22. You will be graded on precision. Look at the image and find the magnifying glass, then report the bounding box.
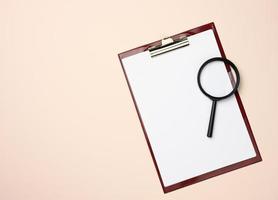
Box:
[197,57,240,138]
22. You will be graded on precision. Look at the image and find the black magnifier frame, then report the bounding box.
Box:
[197,57,240,138]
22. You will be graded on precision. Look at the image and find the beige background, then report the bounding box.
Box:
[0,0,277,199]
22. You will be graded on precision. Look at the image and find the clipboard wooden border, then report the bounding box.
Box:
[118,22,262,193]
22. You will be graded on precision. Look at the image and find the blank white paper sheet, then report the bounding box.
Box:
[121,29,256,187]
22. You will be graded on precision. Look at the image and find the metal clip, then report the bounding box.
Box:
[148,36,189,57]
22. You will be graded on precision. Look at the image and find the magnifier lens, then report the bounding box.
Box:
[199,61,238,98]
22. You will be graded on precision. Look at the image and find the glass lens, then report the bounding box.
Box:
[199,61,237,98]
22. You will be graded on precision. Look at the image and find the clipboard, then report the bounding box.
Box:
[118,22,262,193]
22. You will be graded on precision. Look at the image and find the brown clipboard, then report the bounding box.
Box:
[118,22,262,193]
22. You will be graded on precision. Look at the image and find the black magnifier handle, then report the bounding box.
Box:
[207,100,217,138]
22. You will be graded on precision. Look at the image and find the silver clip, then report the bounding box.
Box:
[148,36,189,57]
